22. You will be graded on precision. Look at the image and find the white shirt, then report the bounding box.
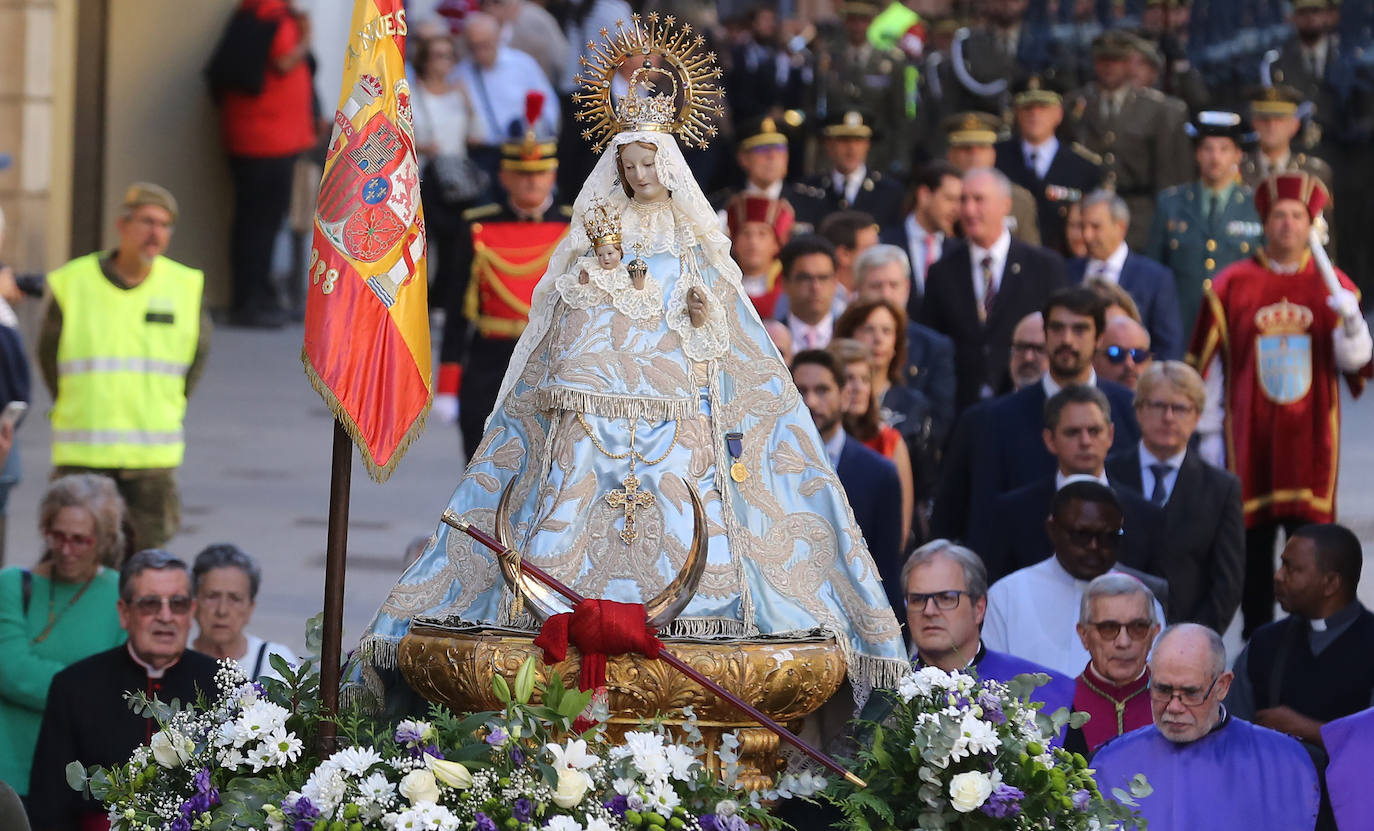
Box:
[1085,241,1130,285]
[969,229,1012,308]
[238,634,298,682]
[905,213,944,293]
[788,313,834,351]
[983,556,1167,677]
[1139,442,1187,504]
[744,180,784,200]
[834,165,868,205]
[823,427,847,468]
[1042,367,1097,399]
[1022,136,1059,180]
[454,47,559,144]
[410,83,475,156]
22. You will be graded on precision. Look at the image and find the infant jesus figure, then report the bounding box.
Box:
[556,198,668,322]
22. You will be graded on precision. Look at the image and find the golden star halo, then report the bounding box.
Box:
[572,13,725,152]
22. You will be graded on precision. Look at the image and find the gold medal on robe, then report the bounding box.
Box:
[730,461,748,482]
[726,432,747,483]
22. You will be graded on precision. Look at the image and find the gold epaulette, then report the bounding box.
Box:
[558,205,574,218]
[461,203,503,221]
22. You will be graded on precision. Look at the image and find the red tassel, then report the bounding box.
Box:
[524,91,545,130]
[531,599,662,691]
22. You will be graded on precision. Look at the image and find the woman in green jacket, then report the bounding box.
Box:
[0,474,129,797]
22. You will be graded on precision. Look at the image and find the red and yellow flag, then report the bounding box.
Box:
[303,0,429,482]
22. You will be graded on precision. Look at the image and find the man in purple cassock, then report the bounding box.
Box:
[1093,623,1320,831]
[902,539,1074,741]
[1321,706,1374,831]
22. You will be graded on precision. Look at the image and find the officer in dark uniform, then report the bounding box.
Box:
[797,110,906,231]
[1240,84,1337,260]
[1064,30,1194,251]
[711,115,828,235]
[436,130,572,459]
[1145,111,1262,331]
[941,111,1041,246]
[995,75,1105,254]
[813,1,920,177]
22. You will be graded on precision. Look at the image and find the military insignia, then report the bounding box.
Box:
[1226,220,1261,237]
[844,111,864,128]
[1045,185,1082,202]
[1254,299,1314,405]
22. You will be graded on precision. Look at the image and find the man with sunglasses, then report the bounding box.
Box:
[983,479,1165,678]
[1066,573,1161,756]
[1092,315,1152,391]
[28,549,217,831]
[1107,362,1244,632]
[1093,623,1320,830]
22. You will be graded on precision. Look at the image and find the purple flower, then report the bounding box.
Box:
[395,723,425,745]
[510,746,525,766]
[476,812,499,831]
[976,692,1006,724]
[515,797,535,821]
[169,818,191,831]
[720,815,750,831]
[1072,789,1092,811]
[699,815,721,831]
[423,743,443,759]
[284,795,320,820]
[486,727,509,746]
[603,796,627,819]
[293,821,315,831]
[979,784,1025,819]
[193,767,214,794]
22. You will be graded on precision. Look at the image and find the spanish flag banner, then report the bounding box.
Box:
[303,0,429,483]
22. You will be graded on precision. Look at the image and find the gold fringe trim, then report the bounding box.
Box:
[301,348,432,484]
[532,387,695,422]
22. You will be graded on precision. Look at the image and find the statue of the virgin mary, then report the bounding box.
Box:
[359,14,907,696]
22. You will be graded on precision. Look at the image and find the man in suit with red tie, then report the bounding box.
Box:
[879,160,963,323]
[919,167,1069,411]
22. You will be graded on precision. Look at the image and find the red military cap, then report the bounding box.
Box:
[1255,171,1330,221]
[725,195,796,244]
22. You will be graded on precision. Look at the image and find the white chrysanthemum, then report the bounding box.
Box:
[265,728,304,766]
[585,819,614,831]
[301,766,348,817]
[388,802,460,831]
[622,732,665,758]
[949,712,1001,762]
[234,700,290,743]
[896,673,922,702]
[664,744,696,781]
[543,816,583,831]
[359,771,396,804]
[644,783,681,813]
[247,742,276,773]
[333,745,385,776]
[634,753,670,782]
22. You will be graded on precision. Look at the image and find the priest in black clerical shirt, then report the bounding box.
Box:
[29,550,218,831]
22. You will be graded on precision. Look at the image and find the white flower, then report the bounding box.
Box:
[543,816,582,831]
[715,800,739,817]
[359,771,397,804]
[585,819,614,831]
[622,732,665,758]
[301,767,348,817]
[399,769,441,805]
[149,729,194,769]
[948,712,1001,762]
[645,783,681,813]
[388,802,460,831]
[333,745,385,776]
[664,744,696,781]
[235,700,290,743]
[247,742,277,772]
[547,739,597,770]
[551,767,593,808]
[612,777,637,795]
[896,674,922,702]
[396,719,434,745]
[265,728,303,767]
[948,771,993,813]
[424,754,473,789]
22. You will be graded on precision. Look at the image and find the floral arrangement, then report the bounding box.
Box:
[819,667,1151,830]
[68,649,812,831]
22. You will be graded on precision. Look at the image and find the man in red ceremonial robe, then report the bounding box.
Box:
[725,194,795,319]
[435,94,571,459]
[1188,170,1373,637]
[1068,573,1161,757]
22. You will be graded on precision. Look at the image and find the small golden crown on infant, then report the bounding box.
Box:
[583,198,622,247]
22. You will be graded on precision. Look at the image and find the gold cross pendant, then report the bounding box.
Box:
[606,473,655,544]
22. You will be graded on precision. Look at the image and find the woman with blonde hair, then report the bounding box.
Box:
[0,474,128,798]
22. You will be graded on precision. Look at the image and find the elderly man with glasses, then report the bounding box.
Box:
[1093,623,1321,830]
[902,539,1074,741]
[28,549,217,831]
[1065,573,1161,757]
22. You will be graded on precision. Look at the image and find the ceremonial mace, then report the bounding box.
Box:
[440,509,868,789]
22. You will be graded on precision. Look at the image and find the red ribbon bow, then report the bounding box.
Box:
[532,599,663,692]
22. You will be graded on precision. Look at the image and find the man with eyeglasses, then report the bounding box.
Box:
[969,384,1164,583]
[28,549,217,831]
[779,235,841,351]
[1107,362,1243,632]
[1065,573,1160,756]
[1092,315,1152,391]
[1093,623,1320,830]
[983,479,1165,678]
[902,540,1074,740]
[40,183,211,551]
[1070,190,1181,359]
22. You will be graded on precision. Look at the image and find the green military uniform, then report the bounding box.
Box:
[1064,31,1193,252]
[942,112,1041,246]
[1239,85,1336,255]
[814,2,919,176]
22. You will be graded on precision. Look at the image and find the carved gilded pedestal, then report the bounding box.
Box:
[399,621,847,789]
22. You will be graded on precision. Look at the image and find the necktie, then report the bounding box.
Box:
[924,234,939,279]
[980,255,996,322]
[1149,463,1174,506]
[1204,192,1217,231]
[1028,150,1039,178]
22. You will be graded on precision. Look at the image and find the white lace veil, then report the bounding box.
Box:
[488,130,755,421]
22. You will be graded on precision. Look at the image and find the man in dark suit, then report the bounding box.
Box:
[969,384,1164,583]
[969,285,1140,503]
[996,75,1105,256]
[796,110,905,231]
[778,234,841,351]
[1106,361,1243,631]
[791,349,904,619]
[919,167,1069,411]
[879,160,962,322]
[1070,190,1182,359]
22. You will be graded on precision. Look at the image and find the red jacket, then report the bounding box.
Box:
[218,0,316,158]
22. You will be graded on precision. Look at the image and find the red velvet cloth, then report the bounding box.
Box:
[533,599,663,691]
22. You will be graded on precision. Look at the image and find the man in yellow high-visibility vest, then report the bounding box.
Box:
[38,183,210,549]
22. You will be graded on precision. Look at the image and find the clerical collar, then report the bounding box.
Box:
[127,642,181,680]
[1084,660,1149,690]
[1309,599,1363,633]
[1043,367,1097,398]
